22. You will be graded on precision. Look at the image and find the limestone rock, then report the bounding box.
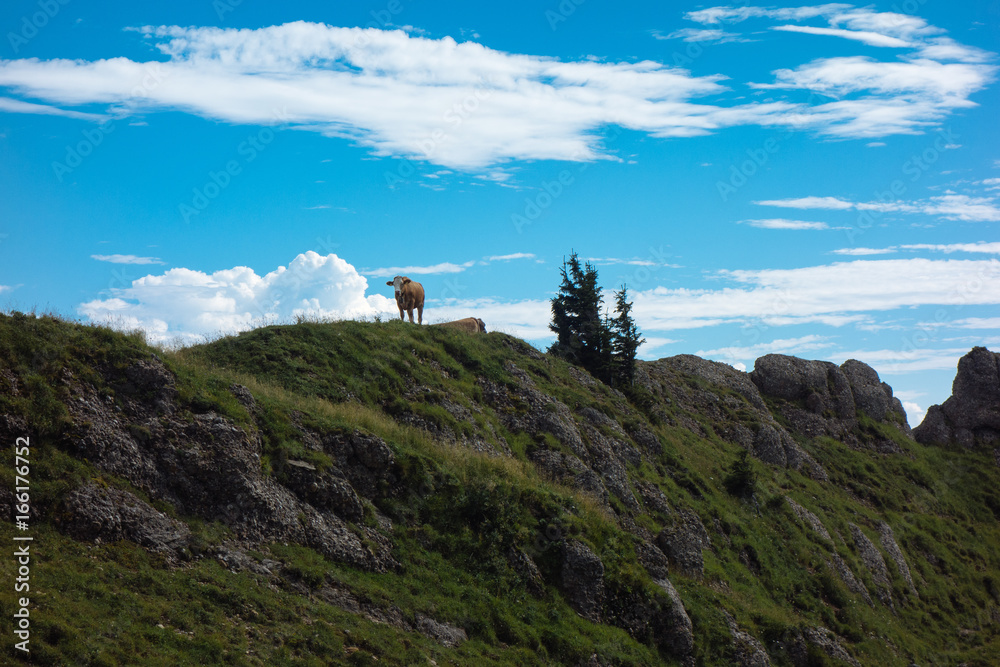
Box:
[878,522,917,596]
[657,508,710,578]
[60,483,190,563]
[914,347,1000,449]
[561,540,605,622]
[850,523,894,610]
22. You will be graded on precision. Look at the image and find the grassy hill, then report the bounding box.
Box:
[1,312,998,665]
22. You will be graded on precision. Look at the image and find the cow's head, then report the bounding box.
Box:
[477,318,487,333]
[386,275,410,296]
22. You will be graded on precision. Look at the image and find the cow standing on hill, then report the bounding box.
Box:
[386,276,424,324]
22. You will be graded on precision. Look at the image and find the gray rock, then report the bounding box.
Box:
[723,611,771,667]
[785,497,832,543]
[657,508,710,579]
[914,347,1000,449]
[650,577,695,659]
[561,540,605,622]
[850,523,894,610]
[786,627,861,667]
[878,522,917,596]
[60,483,190,563]
[415,615,467,648]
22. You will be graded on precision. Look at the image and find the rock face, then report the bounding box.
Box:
[750,355,910,451]
[636,356,827,479]
[561,540,605,622]
[64,359,398,573]
[60,483,191,563]
[914,347,1000,449]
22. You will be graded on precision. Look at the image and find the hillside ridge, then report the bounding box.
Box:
[1,313,997,666]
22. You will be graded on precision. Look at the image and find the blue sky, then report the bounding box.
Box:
[2,0,998,426]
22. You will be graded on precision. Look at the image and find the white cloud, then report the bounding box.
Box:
[770,25,911,48]
[486,252,535,262]
[831,247,896,256]
[362,261,476,278]
[0,13,992,170]
[0,96,106,121]
[866,141,886,147]
[657,28,747,43]
[697,335,834,362]
[739,218,830,229]
[755,194,1000,221]
[428,297,552,340]
[632,258,1000,331]
[917,316,1000,330]
[78,252,398,345]
[754,196,854,209]
[91,254,165,265]
[901,401,925,426]
[834,242,1000,257]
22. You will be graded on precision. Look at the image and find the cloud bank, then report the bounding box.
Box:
[0,7,993,171]
[79,252,398,345]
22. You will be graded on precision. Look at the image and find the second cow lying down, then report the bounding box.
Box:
[434,318,487,333]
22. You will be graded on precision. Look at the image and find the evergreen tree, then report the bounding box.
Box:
[609,285,644,387]
[549,252,611,383]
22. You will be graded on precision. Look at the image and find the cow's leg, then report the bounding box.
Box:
[417,305,423,325]
[397,306,405,321]
[407,308,415,324]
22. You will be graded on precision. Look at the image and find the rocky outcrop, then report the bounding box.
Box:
[878,522,917,596]
[657,508,711,579]
[636,356,827,479]
[850,524,894,610]
[63,357,397,573]
[914,347,1000,449]
[561,540,605,622]
[785,627,861,667]
[60,483,191,563]
[724,611,771,667]
[750,355,910,451]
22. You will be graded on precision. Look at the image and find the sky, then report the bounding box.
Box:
[1,0,998,427]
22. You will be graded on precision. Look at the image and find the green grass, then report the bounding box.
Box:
[1,312,999,665]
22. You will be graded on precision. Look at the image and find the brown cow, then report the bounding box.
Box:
[386,275,424,324]
[434,317,487,333]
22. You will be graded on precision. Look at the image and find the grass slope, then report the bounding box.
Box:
[1,313,998,665]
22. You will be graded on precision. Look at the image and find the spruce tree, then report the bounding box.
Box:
[549,252,611,383]
[609,285,644,387]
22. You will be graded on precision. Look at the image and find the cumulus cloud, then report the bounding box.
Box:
[78,252,398,345]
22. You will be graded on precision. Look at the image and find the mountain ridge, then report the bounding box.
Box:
[1,312,997,665]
